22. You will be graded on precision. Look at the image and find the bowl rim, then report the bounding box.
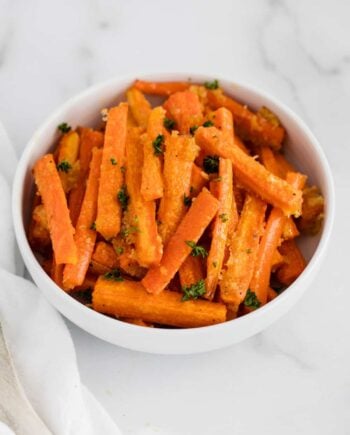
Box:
[12,72,335,342]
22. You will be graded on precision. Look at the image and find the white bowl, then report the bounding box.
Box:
[12,73,335,354]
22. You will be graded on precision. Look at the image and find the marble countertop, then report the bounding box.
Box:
[1,0,349,433]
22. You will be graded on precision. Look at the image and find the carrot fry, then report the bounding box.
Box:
[142,188,219,294]
[126,127,163,267]
[298,186,325,235]
[267,287,278,302]
[96,103,128,240]
[249,172,306,305]
[28,203,51,251]
[282,218,300,240]
[93,278,226,328]
[207,89,285,150]
[57,131,80,193]
[271,249,284,272]
[276,240,306,285]
[90,241,119,275]
[69,128,104,225]
[163,91,203,134]
[195,118,302,217]
[51,257,64,288]
[220,194,266,311]
[126,87,152,130]
[34,154,77,264]
[205,158,233,300]
[260,146,284,179]
[120,318,154,327]
[140,107,165,201]
[179,256,204,288]
[158,132,199,245]
[134,80,190,96]
[190,164,209,196]
[275,152,296,178]
[63,148,102,290]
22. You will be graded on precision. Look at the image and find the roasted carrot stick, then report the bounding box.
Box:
[140,107,165,201]
[33,154,77,264]
[63,148,102,290]
[69,128,104,225]
[158,131,199,245]
[126,87,152,130]
[142,188,219,294]
[271,249,284,271]
[96,103,128,240]
[28,203,51,251]
[298,186,325,235]
[275,152,296,178]
[179,255,204,288]
[90,241,119,275]
[276,239,306,285]
[163,91,203,134]
[56,131,81,194]
[190,164,209,196]
[195,119,302,217]
[205,158,233,300]
[220,194,266,311]
[282,218,300,240]
[260,146,284,179]
[126,127,163,267]
[207,89,285,150]
[51,257,64,288]
[134,80,190,96]
[93,278,227,328]
[249,172,306,305]
[267,287,278,301]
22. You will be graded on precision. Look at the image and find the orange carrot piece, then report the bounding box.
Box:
[140,107,165,201]
[96,103,128,240]
[249,172,306,305]
[163,91,203,134]
[179,255,204,288]
[207,89,285,150]
[158,132,199,245]
[51,257,64,288]
[33,154,77,264]
[69,128,104,225]
[57,131,80,193]
[93,278,226,328]
[271,249,284,272]
[126,127,163,267]
[282,218,300,240]
[195,118,302,217]
[63,148,102,290]
[275,152,296,178]
[298,186,325,235]
[235,136,250,154]
[134,80,190,97]
[90,241,119,275]
[205,158,233,300]
[220,194,266,310]
[260,146,284,179]
[267,287,278,301]
[28,203,51,251]
[126,87,152,130]
[142,188,219,294]
[120,318,154,327]
[190,164,209,196]
[276,240,306,285]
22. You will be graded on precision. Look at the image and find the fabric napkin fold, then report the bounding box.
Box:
[0,122,122,435]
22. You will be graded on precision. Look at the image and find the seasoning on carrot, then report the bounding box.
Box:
[134,80,190,96]
[163,91,203,134]
[96,103,128,240]
[126,87,152,130]
[276,239,306,285]
[179,255,204,289]
[33,154,77,264]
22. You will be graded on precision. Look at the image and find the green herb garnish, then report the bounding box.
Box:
[103,269,124,282]
[120,165,126,173]
[182,279,206,301]
[163,117,175,131]
[190,125,198,135]
[183,194,192,207]
[204,79,219,90]
[153,134,164,156]
[90,222,96,230]
[114,246,124,255]
[117,185,129,211]
[203,155,219,173]
[186,240,208,258]
[121,225,139,239]
[110,158,117,165]
[203,120,214,127]
[212,261,218,268]
[56,160,72,173]
[244,289,261,310]
[219,213,229,223]
[57,122,71,133]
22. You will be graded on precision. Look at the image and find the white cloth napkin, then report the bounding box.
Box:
[0,122,122,435]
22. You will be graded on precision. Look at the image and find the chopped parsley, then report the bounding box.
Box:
[182,279,206,301]
[203,155,219,173]
[186,240,208,258]
[153,134,164,156]
[120,165,126,173]
[190,125,198,135]
[57,122,71,133]
[110,158,117,165]
[213,176,222,182]
[244,289,261,309]
[246,248,252,254]
[163,117,176,131]
[114,246,124,255]
[103,269,124,282]
[219,213,229,223]
[117,185,129,211]
[203,120,214,127]
[212,261,218,268]
[121,225,139,238]
[183,194,192,207]
[56,160,72,173]
[90,222,96,230]
[204,79,219,90]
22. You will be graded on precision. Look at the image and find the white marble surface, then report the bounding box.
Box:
[1,0,349,433]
